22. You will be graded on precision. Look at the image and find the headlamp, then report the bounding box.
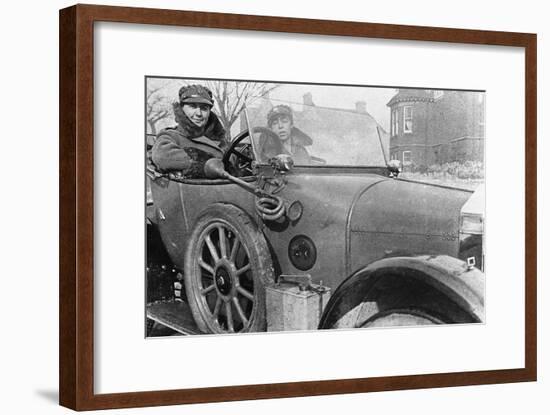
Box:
[460,213,484,235]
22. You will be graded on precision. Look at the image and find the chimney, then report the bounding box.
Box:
[303,92,314,107]
[355,100,367,113]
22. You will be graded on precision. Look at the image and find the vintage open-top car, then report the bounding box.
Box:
[146,97,484,335]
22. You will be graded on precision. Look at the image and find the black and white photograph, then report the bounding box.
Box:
[145,78,486,336]
[1,0,545,413]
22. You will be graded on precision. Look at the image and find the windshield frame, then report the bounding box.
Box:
[243,103,390,169]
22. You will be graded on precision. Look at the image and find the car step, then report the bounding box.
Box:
[146,300,202,335]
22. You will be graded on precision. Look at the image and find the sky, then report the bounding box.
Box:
[268,83,396,131]
[147,78,396,134]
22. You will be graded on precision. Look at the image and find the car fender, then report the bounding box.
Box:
[318,255,484,329]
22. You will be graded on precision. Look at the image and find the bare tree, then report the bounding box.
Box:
[205,81,279,140]
[146,80,177,135]
[146,79,278,138]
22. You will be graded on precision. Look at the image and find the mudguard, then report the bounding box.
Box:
[318,255,484,329]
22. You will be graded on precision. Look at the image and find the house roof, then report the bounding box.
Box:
[386,89,435,107]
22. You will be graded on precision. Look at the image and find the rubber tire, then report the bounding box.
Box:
[328,273,479,329]
[146,318,155,336]
[184,204,275,334]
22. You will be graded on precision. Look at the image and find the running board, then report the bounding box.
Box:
[146,301,202,335]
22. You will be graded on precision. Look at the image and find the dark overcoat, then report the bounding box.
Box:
[151,103,227,176]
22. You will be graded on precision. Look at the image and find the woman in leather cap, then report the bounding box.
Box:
[151,84,227,177]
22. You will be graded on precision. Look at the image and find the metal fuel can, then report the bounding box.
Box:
[266,276,331,332]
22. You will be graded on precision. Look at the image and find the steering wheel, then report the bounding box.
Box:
[222,130,254,176]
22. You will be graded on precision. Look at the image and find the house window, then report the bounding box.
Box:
[477,93,485,137]
[478,94,485,125]
[402,151,412,165]
[478,92,484,103]
[403,106,413,133]
[391,108,399,136]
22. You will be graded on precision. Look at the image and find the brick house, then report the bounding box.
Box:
[387,89,485,168]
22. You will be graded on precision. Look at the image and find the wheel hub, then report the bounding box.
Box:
[215,266,233,295]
